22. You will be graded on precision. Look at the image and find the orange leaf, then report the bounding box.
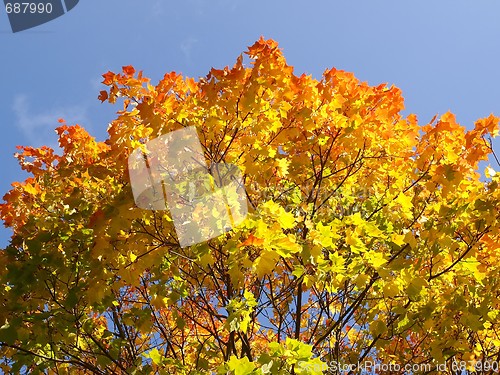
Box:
[239,234,264,247]
[102,71,115,85]
[122,65,135,76]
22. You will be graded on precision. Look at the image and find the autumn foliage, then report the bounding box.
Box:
[2,38,500,374]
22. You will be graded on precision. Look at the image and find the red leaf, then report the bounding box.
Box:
[98,90,108,103]
[122,65,135,76]
[102,71,115,85]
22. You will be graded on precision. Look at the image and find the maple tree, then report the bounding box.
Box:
[2,37,500,374]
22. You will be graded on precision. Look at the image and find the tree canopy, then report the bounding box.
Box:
[1,37,500,374]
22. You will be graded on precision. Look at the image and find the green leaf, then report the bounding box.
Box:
[0,322,18,344]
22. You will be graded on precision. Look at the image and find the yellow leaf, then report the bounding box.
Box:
[273,234,302,256]
[383,281,399,298]
[365,222,384,238]
[355,273,369,288]
[345,230,365,253]
[275,158,290,177]
[253,250,279,277]
[23,183,38,195]
[278,211,295,229]
[151,295,167,309]
[394,193,413,216]
[199,252,214,267]
[404,231,417,249]
[391,233,406,246]
[228,355,256,375]
[148,348,163,365]
[365,251,386,270]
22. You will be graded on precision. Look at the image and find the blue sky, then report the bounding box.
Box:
[1,0,499,246]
